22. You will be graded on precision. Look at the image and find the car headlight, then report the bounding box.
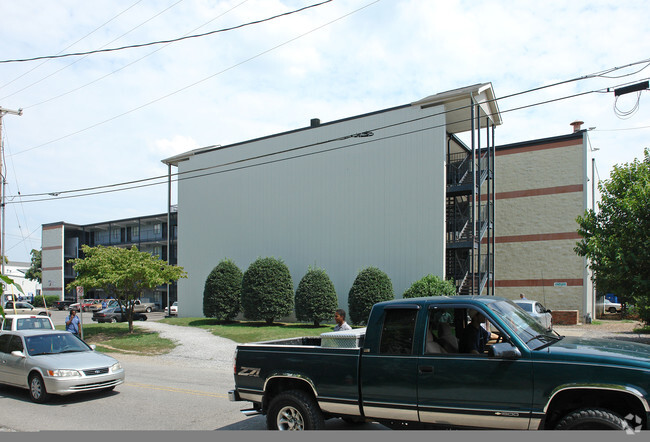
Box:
[110,362,122,373]
[47,369,81,377]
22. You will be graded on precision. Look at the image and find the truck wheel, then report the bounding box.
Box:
[608,307,617,313]
[555,408,627,430]
[29,373,51,403]
[267,390,324,430]
[146,307,152,313]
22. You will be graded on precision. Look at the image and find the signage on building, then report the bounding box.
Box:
[554,282,568,287]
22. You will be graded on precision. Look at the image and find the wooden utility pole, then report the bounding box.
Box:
[0,106,23,275]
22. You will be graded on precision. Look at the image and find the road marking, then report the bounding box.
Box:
[126,382,227,398]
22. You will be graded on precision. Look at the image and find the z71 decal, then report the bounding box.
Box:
[238,367,261,377]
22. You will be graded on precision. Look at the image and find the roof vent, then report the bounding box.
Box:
[570,120,584,133]
[310,118,320,127]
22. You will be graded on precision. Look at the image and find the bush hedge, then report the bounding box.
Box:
[295,267,338,326]
[402,274,456,298]
[31,295,60,308]
[348,267,394,325]
[241,257,294,325]
[203,258,243,321]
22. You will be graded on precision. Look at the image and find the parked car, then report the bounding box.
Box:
[128,300,155,313]
[1,315,55,332]
[164,301,178,316]
[51,300,75,311]
[91,307,147,323]
[601,299,622,314]
[0,330,125,403]
[3,302,51,317]
[513,299,552,330]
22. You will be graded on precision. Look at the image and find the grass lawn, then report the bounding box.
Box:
[158,317,340,343]
[56,323,176,354]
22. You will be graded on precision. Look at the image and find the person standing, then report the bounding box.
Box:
[520,293,527,300]
[65,309,81,337]
[333,309,352,332]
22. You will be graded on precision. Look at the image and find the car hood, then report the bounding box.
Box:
[28,351,119,369]
[543,336,650,368]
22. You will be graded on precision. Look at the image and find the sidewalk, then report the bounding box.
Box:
[553,319,650,344]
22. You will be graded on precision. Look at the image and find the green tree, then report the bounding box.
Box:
[575,148,650,323]
[25,249,42,283]
[403,274,456,298]
[348,267,394,325]
[203,258,243,321]
[295,267,338,326]
[241,257,294,325]
[67,245,187,332]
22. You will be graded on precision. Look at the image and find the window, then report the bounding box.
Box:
[425,308,458,354]
[7,335,23,353]
[153,223,161,235]
[379,308,418,355]
[0,334,11,353]
[112,228,121,241]
[2,318,12,331]
[132,225,139,238]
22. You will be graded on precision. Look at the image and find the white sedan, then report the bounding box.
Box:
[513,300,553,330]
[164,301,178,316]
[0,330,125,403]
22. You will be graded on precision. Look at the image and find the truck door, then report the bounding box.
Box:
[360,305,420,423]
[417,305,534,429]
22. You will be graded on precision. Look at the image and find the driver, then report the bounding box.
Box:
[460,309,498,354]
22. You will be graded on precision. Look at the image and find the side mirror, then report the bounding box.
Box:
[488,342,521,359]
[11,350,26,358]
[90,344,97,350]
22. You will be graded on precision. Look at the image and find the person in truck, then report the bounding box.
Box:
[460,309,498,354]
[333,309,352,332]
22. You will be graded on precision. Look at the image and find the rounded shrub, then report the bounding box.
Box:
[241,257,294,325]
[31,295,60,308]
[348,267,394,325]
[203,258,243,321]
[403,274,456,298]
[295,267,338,327]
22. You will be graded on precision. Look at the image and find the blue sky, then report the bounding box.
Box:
[1,0,649,263]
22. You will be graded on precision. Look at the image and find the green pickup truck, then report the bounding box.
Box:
[229,295,650,431]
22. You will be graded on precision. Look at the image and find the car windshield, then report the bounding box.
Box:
[487,300,560,350]
[16,318,53,330]
[25,333,90,356]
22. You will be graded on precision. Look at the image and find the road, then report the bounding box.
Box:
[1,309,384,432]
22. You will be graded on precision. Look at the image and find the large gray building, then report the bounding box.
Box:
[164,84,502,318]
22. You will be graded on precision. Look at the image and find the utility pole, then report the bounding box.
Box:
[0,106,23,276]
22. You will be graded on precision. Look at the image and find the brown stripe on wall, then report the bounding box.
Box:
[485,232,581,243]
[484,184,583,200]
[42,246,62,251]
[43,287,63,291]
[496,139,581,156]
[496,279,583,287]
[42,267,63,271]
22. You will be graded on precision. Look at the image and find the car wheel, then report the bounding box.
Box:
[267,390,324,430]
[110,317,117,323]
[29,373,51,403]
[555,408,626,430]
[608,307,617,313]
[146,307,152,313]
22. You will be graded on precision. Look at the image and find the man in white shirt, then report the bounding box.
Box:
[333,309,352,331]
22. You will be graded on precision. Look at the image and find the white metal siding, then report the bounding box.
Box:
[177,104,447,318]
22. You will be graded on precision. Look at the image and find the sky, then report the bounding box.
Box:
[0,0,649,264]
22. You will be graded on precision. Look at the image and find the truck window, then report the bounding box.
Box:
[2,318,12,330]
[379,309,418,355]
[425,308,459,354]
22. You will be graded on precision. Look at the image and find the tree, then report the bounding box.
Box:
[25,249,42,283]
[203,258,242,321]
[67,245,187,332]
[575,148,650,323]
[348,267,394,325]
[295,267,338,326]
[241,257,294,325]
[403,274,456,298]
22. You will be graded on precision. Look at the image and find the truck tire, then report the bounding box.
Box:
[555,408,627,430]
[266,390,324,430]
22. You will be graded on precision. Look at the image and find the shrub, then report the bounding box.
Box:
[241,257,294,325]
[403,274,456,298]
[203,258,243,321]
[31,295,60,308]
[295,267,338,327]
[348,267,394,325]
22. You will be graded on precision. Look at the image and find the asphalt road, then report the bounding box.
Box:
[0,309,385,432]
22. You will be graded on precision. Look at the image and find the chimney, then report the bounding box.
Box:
[310,118,320,127]
[570,120,584,133]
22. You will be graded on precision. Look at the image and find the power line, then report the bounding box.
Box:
[4,81,622,205]
[0,0,333,64]
[9,0,380,157]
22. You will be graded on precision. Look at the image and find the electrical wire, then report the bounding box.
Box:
[23,0,251,110]
[0,0,333,64]
[9,0,380,157]
[1,0,186,102]
[0,0,144,92]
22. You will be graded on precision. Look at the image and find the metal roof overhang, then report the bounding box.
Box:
[411,83,502,135]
